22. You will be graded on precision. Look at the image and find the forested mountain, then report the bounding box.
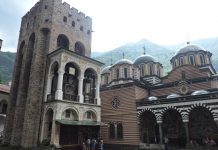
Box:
[0,51,16,84]
[0,37,218,84]
[94,38,218,74]
[93,39,175,74]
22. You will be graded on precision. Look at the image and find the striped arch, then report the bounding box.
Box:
[137,108,157,121]
[187,103,216,120]
[159,106,182,122]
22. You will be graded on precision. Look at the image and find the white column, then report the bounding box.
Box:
[47,74,53,95]
[78,77,84,103]
[50,121,60,146]
[55,70,64,100]
[95,83,100,105]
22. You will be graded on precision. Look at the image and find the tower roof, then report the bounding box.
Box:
[176,44,205,55]
[133,54,156,65]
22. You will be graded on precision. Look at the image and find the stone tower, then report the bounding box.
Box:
[4,0,99,148]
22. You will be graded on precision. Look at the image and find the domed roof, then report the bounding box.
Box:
[101,66,111,74]
[148,96,158,101]
[114,59,133,65]
[176,44,205,55]
[134,54,156,65]
[166,93,181,99]
[191,90,209,96]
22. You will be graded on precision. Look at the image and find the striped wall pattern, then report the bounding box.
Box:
[163,65,209,83]
[137,98,218,123]
[100,86,146,145]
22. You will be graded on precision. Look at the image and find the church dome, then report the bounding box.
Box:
[101,66,111,74]
[148,96,158,101]
[114,59,133,65]
[176,44,205,55]
[191,90,209,96]
[166,93,181,99]
[134,54,156,65]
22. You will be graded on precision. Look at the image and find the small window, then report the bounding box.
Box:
[117,123,123,139]
[86,111,92,119]
[65,110,71,118]
[87,30,91,35]
[199,54,205,65]
[124,68,128,78]
[63,16,67,22]
[80,26,84,31]
[45,5,48,9]
[132,69,134,79]
[116,69,119,79]
[179,57,184,65]
[72,21,75,27]
[149,63,153,75]
[189,55,195,65]
[174,61,177,67]
[109,124,115,139]
[140,64,145,77]
[105,76,109,84]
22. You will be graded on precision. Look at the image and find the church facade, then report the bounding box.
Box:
[100,44,218,149]
[4,0,103,148]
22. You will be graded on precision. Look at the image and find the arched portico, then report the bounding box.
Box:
[162,109,186,148]
[140,110,159,145]
[189,106,218,146]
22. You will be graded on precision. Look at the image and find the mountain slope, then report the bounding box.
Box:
[93,39,175,74]
[0,51,16,84]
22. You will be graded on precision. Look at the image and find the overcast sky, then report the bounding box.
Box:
[1,0,218,52]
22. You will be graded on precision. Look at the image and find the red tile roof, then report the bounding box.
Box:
[0,84,10,93]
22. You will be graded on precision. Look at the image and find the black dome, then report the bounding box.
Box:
[134,54,156,65]
[114,59,133,65]
[176,44,205,55]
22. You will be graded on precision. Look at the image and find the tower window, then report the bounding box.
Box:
[149,63,153,75]
[117,123,123,139]
[80,26,84,31]
[189,55,195,65]
[124,68,128,78]
[179,57,184,65]
[45,5,48,9]
[199,54,205,65]
[116,69,119,79]
[174,61,177,67]
[72,21,75,27]
[57,34,69,49]
[87,30,91,35]
[140,64,145,77]
[63,16,67,22]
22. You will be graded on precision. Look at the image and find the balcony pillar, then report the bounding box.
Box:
[55,70,64,100]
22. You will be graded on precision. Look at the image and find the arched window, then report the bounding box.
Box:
[57,34,69,49]
[63,16,67,22]
[63,63,79,101]
[124,68,128,78]
[116,69,119,79]
[109,124,115,139]
[189,55,195,65]
[149,63,153,75]
[179,57,184,65]
[140,64,145,77]
[72,21,75,27]
[174,60,177,68]
[105,75,109,84]
[199,54,205,65]
[75,42,85,56]
[117,123,123,139]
